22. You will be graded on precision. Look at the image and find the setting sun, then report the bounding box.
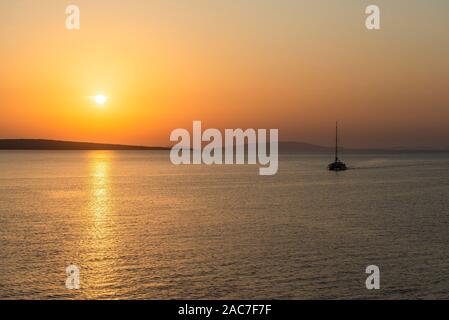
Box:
[95,94,107,106]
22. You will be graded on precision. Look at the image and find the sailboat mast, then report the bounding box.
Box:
[335,122,338,161]
[328,121,347,170]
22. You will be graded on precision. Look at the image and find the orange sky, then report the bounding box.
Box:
[1,0,449,148]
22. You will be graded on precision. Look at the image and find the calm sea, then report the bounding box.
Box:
[1,151,449,299]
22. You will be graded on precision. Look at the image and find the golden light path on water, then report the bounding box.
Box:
[83,151,120,299]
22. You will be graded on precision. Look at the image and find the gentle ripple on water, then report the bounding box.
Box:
[0,151,449,299]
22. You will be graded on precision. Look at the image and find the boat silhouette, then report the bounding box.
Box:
[328,122,347,171]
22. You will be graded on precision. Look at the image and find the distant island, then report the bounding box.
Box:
[0,139,447,153]
[0,139,169,150]
[277,142,449,154]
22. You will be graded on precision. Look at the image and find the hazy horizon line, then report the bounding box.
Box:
[1,138,448,153]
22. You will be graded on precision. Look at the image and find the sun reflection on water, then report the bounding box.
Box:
[83,151,120,298]
[90,154,110,218]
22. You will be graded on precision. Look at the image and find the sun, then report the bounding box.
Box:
[94,94,107,106]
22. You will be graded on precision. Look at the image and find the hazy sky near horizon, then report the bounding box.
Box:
[1,0,449,148]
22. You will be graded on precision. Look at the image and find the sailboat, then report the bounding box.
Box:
[328,122,347,171]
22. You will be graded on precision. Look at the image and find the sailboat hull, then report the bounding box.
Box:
[328,161,347,171]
